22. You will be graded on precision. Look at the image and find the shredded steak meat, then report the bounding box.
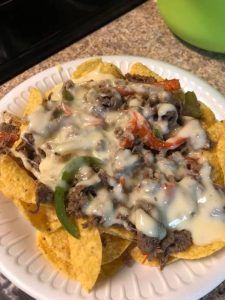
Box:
[137,232,161,257]
[16,133,43,170]
[185,157,201,176]
[125,73,157,84]
[98,169,113,190]
[66,184,96,217]
[0,122,18,133]
[137,229,192,268]
[0,122,20,153]
[96,87,123,110]
[36,182,54,204]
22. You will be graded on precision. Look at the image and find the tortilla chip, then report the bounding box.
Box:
[72,58,124,80]
[0,155,36,204]
[0,155,60,232]
[16,201,60,232]
[203,149,224,186]
[129,62,163,82]
[101,233,131,265]
[37,229,74,278]
[199,102,216,130]
[207,121,225,144]
[68,218,102,292]
[98,254,125,282]
[217,135,225,184]
[23,87,43,116]
[100,226,135,241]
[45,83,63,102]
[130,246,178,267]
[172,241,225,260]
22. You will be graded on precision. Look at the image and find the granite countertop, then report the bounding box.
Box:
[0,1,225,299]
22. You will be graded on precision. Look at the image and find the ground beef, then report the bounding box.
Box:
[0,122,19,153]
[66,184,96,217]
[35,182,54,210]
[16,133,43,171]
[125,73,157,84]
[137,229,193,268]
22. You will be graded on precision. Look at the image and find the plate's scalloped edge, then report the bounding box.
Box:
[0,56,225,300]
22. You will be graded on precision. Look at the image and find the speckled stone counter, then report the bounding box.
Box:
[0,1,225,299]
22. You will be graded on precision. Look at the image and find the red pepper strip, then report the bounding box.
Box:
[61,102,73,116]
[119,176,126,187]
[115,86,135,97]
[0,132,19,146]
[121,111,186,151]
[154,79,180,91]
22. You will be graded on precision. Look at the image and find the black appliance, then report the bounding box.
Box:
[0,0,146,84]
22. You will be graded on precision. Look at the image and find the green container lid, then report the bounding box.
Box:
[157,0,225,53]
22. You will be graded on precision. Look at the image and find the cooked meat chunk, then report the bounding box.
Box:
[159,230,192,268]
[185,157,201,176]
[125,73,157,84]
[16,133,43,170]
[0,122,20,153]
[96,87,123,110]
[66,184,96,217]
[160,229,192,254]
[137,232,160,256]
[36,182,54,204]
[137,229,192,268]
[98,169,113,190]
[0,122,18,133]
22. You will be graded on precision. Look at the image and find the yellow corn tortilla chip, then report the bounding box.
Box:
[203,149,224,186]
[23,87,43,116]
[72,58,124,80]
[16,201,60,232]
[100,226,135,241]
[199,102,216,130]
[68,218,102,292]
[101,233,131,265]
[98,254,125,282]
[0,155,60,232]
[217,135,225,184]
[129,62,163,82]
[207,121,225,144]
[172,241,225,260]
[130,246,178,267]
[37,230,74,279]
[0,155,36,204]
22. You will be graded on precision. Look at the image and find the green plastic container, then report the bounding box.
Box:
[157,0,225,53]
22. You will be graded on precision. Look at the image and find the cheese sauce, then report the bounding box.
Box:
[15,71,225,246]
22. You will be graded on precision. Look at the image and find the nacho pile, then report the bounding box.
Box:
[0,58,225,291]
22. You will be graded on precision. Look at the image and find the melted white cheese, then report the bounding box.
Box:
[17,69,225,244]
[176,119,207,150]
[130,208,166,239]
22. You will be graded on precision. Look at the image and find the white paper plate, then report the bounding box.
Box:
[0,56,225,300]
